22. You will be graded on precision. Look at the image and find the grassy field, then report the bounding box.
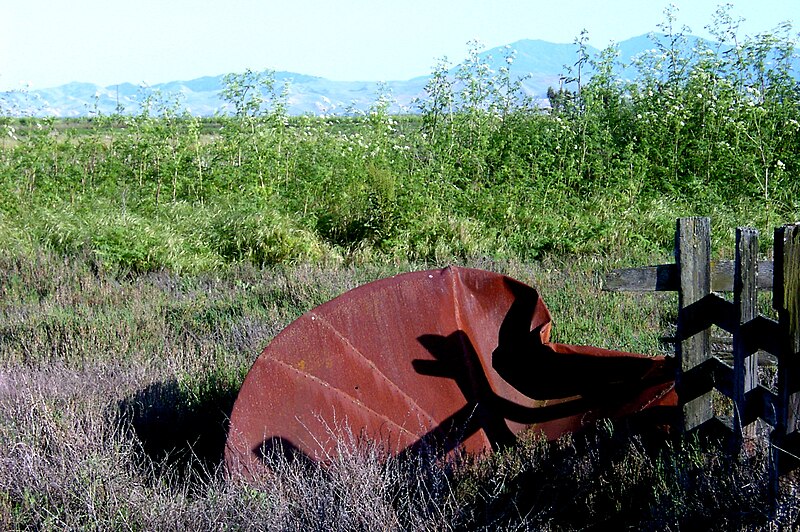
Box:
[2,16,799,272]
[1,12,800,529]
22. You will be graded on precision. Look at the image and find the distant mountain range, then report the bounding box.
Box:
[1,34,796,118]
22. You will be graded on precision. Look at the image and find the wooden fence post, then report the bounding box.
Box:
[733,227,759,447]
[676,217,714,430]
[773,223,800,483]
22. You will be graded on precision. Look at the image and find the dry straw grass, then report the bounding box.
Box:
[1,252,798,529]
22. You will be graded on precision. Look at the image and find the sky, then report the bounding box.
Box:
[1,0,798,91]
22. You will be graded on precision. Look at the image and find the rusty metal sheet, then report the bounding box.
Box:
[225,266,676,478]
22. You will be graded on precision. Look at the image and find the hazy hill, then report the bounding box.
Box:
[1,33,794,117]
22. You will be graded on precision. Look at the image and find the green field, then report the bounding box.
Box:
[1,17,799,529]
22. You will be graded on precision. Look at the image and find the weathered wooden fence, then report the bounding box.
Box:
[605,217,800,494]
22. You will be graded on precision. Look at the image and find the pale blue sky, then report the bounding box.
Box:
[1,0,797,91]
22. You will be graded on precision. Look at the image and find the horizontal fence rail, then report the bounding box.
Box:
[604,260,775,292]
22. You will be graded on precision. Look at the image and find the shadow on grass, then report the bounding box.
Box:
[455,420,775,531]
[113,376,240,482]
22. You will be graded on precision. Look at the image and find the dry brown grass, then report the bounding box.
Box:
[0,251,797,530]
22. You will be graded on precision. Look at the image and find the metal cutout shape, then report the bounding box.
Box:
[225,266,676,477]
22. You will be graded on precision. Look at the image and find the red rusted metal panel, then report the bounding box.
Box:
[225,266,676,478]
